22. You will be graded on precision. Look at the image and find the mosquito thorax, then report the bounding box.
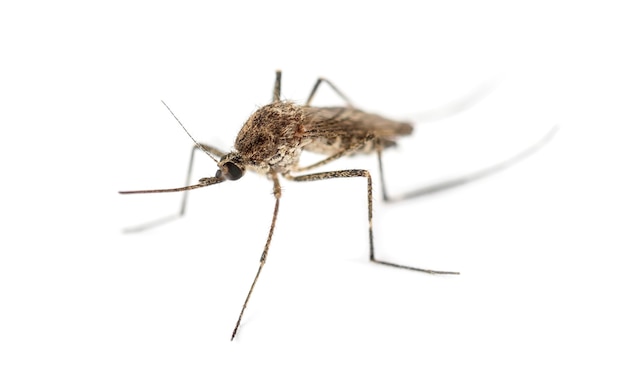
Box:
[216,152,245,181]
[234,101,309,173]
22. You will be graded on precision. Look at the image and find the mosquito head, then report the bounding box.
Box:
[216,152,245,181]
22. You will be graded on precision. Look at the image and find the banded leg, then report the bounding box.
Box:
[286,170,458,274]
[231,172,282,340]
[122,143,227,233]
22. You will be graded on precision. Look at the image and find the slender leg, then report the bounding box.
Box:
[122,143,227,233]
[231,172,282,341]
[294,134,375,173]
[178,144,227,215]
[378,125,559,202]
[306,77,354,107]
[273,71,281,102]
[286,170,458,275]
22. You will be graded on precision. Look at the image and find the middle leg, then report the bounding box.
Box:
[286,169,458,274]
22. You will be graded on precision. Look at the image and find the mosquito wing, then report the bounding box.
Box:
[302,106,413,155]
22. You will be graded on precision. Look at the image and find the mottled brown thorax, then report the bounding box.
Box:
[234,101,311,173]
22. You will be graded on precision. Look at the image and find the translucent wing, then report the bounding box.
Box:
[302,107,413,155]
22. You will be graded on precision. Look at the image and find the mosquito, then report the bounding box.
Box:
[120,71,557,340]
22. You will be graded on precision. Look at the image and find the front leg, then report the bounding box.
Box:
[121,143,227,233]
[231,172,282,340]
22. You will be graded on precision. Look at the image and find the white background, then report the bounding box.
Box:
[1,1,624,381]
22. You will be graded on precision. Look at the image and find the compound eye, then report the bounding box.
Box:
[223,161,244,180]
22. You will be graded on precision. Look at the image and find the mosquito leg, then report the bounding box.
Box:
[122,143,227,233]
[378,125,558,202]
[231,172,281,340]
[305,77,354,107]
[178,143,227,215]
[273,70,282,102]
[286,170,458,275]
[293,134,375,173]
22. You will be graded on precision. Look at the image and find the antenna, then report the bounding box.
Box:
[161,100,219,163]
